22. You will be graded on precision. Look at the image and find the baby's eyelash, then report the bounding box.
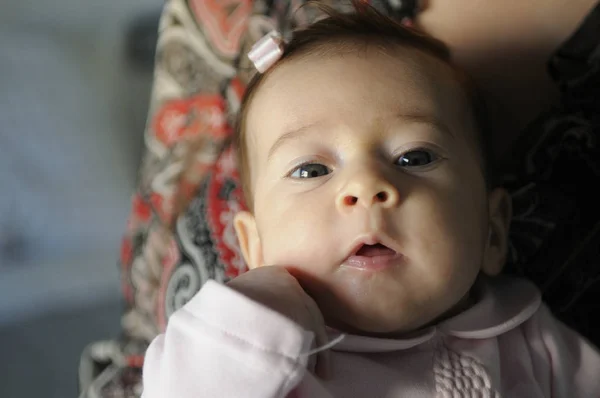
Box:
[393,146,444,170]
[287,161,332,179]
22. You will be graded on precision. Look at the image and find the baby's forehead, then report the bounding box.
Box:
[245,47,471,148]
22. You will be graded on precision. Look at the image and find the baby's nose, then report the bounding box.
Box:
[337,174,399,210]
[342,191,391,206]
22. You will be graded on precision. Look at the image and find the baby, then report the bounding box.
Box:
[142,3,600,397]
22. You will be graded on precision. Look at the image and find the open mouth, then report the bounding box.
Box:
[355,243,397,257]
[343,237,403,271]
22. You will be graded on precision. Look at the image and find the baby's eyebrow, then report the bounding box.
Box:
[267,121,324,160]
[267,114,452,159]
[395,113,454,139]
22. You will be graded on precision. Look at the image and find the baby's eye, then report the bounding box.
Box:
[395,149,438,168]
[290,163,331,179]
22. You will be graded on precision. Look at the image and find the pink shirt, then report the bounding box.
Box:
[142,276,600,397]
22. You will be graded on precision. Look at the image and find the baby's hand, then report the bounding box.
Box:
[226,266,331,379]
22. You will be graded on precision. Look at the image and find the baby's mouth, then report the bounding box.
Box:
[355,243,396,257]
[344,242,403,271]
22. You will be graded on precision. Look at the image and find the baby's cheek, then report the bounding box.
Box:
[405,192,477,274]
[261,219,334,272]
[260,195,332,262]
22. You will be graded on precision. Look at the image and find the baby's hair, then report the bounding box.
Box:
[235,0,493,210]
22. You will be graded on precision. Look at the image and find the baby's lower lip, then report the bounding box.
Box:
[342,253,404,271]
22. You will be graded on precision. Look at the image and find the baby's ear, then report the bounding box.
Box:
[481,188,512,276]
[234,211,264,269]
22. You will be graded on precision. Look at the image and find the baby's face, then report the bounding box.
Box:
[235,47,507,335]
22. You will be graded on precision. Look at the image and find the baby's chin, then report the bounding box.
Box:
[315,284,446,337]
[324,306,438,337]
[324,289,475,338]
[327,317,427,338]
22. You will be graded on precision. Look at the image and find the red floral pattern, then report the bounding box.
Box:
[153,94,230,146]
[207,145,248,279]
[188,0,253,57]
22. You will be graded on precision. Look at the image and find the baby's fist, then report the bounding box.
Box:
[226,266,331,378]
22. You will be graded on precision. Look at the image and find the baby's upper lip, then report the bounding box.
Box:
[346,233,401,259]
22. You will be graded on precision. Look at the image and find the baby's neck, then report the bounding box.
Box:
[428,291,475,327]
[402,291,475,339]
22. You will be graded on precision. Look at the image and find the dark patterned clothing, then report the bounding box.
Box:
[503,3,600,344]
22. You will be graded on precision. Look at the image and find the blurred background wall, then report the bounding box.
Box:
[0,0,162,396]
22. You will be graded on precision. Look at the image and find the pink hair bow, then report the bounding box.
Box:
[248,30,285,73]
